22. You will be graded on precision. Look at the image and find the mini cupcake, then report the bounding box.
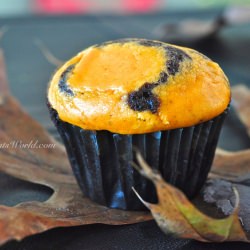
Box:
[47,39,230,210]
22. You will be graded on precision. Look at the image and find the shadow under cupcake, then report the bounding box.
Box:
[47,38,230,210]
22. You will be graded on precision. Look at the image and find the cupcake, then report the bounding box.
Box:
[47,39,230,210]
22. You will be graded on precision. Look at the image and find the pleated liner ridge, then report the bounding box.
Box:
[48,103,228,210]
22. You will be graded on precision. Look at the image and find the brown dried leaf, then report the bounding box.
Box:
[0,51,151,246]
[211,85,250,181]
[232,85,250,136]
[133,152,249,242]
[212,148,250,182]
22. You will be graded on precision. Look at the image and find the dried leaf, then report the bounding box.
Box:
[232,85,250,136]
[0,50,151,246]
[133,152,249,242]
[211,86,250,181]
[34,39,63,67]
[212,148,250,182]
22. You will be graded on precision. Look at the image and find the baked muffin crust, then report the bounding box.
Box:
[48,39,230,134]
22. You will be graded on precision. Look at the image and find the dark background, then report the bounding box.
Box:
[0,9,250,250]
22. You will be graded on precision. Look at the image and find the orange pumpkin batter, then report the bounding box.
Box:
[48,39,230,134]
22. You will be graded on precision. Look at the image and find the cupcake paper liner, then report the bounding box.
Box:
[48,103,228,210]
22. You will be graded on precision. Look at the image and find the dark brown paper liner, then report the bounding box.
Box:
[48,102,228,210]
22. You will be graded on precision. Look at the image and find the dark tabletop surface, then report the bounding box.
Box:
[0,9,250,250]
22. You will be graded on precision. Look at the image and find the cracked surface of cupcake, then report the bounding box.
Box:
[48,39,230,134]
[47,39,230,210]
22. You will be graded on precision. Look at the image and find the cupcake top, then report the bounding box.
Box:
[48,38,230,134]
